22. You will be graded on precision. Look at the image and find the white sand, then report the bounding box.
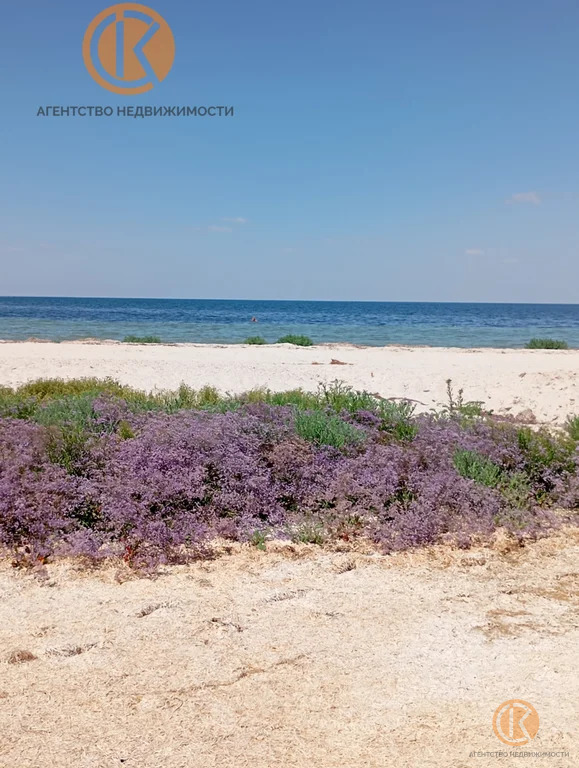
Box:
[0,341,578,423]
[1,343,578,766]
[1,531,577,767]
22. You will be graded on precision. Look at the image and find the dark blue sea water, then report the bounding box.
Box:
[0,297,578,348]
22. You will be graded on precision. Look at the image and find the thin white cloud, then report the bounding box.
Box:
[465,248,484,256]
[1,245,25,253]
[222,217,247,224]
[507,191,541,205]
[207,225,232,233]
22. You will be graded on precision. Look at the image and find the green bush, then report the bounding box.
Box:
[442,379,485,422]
[0,379,421,444]
[500,472,531,509]
[123,335,162,344]
[163,384,222,412]
[0,378,230,420]
[44,424,96,476]
[565,415,579,441]
[241,382,373,413]
[32,394,123,474]
[320,381,377,414]
[242,388,321,410]
[0,378,153,420]
[439,423,576,508]
[517,427,577,500]
[250,530,268,551]
[412,417,575,506]
[243,336,266,345]
[237,382,417,442]
[16,377,130,401]
[294,409,365,449]
[453,450,532,507]
[379,403,419,442]
[34,395,103,432]
[291,522,326,545]
[276,334,313,347]
[117,420,135,440]
[453,449,503,487]
[525,338,569,350]
[0,387,37,420]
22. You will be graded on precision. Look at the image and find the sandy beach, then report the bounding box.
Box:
[1,531,577,767]
[0,341,578,424]
[1,340,578,767]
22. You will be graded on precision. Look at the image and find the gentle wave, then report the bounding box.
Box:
[1,297,578,347]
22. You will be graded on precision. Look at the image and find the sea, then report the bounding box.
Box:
[0,297,578,348]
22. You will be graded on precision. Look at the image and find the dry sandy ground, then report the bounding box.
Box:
[1,341,579,423]
[1,531,578,768]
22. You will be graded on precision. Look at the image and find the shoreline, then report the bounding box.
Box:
[0,337,578,350]
[2,298,579,350]
[1,341,578,423]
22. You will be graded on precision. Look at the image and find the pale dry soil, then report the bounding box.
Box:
[1,341,579,423]
[1,531,578,767]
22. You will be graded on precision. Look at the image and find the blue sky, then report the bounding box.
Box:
[1,0,578,302]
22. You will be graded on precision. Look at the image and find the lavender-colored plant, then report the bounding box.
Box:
[0,385,577,568]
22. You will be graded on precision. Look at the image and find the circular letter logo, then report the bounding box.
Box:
[492,700,539,746]
[83,4,175,95]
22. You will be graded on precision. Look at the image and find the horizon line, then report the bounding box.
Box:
[1,295,579,306]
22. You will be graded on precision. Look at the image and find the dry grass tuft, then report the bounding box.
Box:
[7,650,37,665]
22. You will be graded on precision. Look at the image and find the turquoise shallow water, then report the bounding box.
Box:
[1,297,579,348]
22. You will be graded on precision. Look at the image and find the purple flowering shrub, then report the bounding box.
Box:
[0,384,578,567]
[91,409,294,565]
[0,420,86,562]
